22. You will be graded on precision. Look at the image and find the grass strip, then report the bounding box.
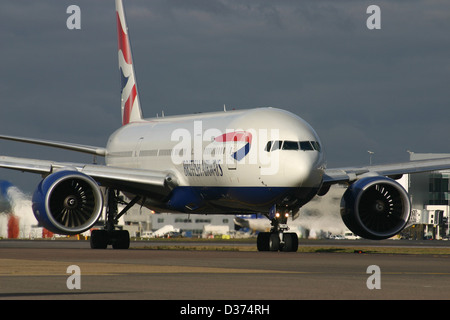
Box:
[133,243,450,255]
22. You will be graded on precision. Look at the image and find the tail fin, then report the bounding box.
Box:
[116,0,143,125]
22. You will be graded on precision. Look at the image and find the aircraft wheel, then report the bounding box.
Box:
[269,233,280,251]
[90,230,108,249]
[282,233,298,252]
[112,230,130,249]
[257,232,270,251]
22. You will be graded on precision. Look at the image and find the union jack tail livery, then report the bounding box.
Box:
[116,0,143,125]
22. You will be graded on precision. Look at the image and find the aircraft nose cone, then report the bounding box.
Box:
[283,152,323,187]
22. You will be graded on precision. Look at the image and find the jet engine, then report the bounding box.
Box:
[340,176,411,240]
[32,170,104,235]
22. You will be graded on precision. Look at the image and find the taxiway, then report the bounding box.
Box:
[0,240,450,300]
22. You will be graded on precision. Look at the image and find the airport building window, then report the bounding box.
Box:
[195,218,211,223]
[175,218,192,223]
[428,173,450,205]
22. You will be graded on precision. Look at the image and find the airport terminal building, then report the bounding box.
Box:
[122,208,236,239]
[399,153,450,239]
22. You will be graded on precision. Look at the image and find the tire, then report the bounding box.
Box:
[269,233,280,251]
[282,233,298,252]
[90,229,108,249]
[257,232,270,251]
[112,230,130,249]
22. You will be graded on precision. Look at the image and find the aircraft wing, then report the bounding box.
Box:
[0,134,107,156]
[0,155,177,196]
[323,157,450,184]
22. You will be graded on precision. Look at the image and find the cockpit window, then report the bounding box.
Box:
[311,141,321,152]
[265,140,321,152]
[299,141,314,151]
[271,140,282,151]
[282,141,299,150]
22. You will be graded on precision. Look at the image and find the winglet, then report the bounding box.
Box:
[116,0,143,125]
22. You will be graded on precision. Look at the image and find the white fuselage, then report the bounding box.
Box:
[105,107,325,214]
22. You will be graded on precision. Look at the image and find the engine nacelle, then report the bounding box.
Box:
[32,170,104,235]
[340,176,411,240]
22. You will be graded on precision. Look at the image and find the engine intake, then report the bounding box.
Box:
[32,170,104,235]
[340,176,411,240]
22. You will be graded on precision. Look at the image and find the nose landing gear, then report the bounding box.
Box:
[257,210,298,252]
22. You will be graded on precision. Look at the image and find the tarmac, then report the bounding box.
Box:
[1,240,450,302]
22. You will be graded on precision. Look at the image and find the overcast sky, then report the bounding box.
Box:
[0,0,450,192]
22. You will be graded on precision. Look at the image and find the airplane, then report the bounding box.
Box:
[1,0,450,251]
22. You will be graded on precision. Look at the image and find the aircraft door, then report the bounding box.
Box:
[133,137,144,167]
[226,135,237,170]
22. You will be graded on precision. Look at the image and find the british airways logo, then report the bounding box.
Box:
[214,131,252,161]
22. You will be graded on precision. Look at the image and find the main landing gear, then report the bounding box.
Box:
[257,211,298,252]
[90,189,140,249]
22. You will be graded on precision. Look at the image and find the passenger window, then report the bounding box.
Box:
[299,141,314,151]
[282,141,299,150]
[265,141,272,152]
